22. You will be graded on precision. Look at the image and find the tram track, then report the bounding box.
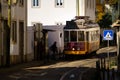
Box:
[60,58,98,80]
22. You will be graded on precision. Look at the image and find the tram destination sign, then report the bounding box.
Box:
[103,30,114,40]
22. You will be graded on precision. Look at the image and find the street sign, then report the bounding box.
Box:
[103,30,114,40]
[103,30,114,69]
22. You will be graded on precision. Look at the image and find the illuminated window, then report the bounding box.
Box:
[55,0,64,7]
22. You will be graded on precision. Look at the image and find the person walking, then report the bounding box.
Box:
[50,41,58,60]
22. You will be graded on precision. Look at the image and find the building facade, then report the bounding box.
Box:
[27,0,96,26]
[0,0,28,66]
[27,0,96,55]
[0,0,96,66]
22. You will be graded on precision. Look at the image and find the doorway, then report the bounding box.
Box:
[19,21,24,62]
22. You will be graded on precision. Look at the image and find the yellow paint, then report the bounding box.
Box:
[64,50,86,55]
[88,41,100,53]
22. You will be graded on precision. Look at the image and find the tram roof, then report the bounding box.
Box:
[64,20,79,29]
[64,16,99,29]
[64,21,99,29]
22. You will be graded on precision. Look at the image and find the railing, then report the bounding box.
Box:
[96,57,119,80]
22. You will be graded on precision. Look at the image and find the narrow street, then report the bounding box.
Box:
[0,58,98,80]
[0,46,119,80]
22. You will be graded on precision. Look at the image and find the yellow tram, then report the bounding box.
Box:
[64,16,100,55]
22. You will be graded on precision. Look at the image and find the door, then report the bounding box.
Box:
[19,21,24,62]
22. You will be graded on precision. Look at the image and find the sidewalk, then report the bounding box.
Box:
[0,61,44,73]
[0,60,60,80]
[0,59,60,73]
[96,46,117,54]
[0,61,41,80]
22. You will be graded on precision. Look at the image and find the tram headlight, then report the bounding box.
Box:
[72,48,75,51]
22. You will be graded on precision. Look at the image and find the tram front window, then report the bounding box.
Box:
[78,31,84,41]
[64,31,69,42]
[70,31,77,41]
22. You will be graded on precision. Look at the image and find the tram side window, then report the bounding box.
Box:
[64,31,69,42]
[91,31,96,41]
[96,30,100,40]
[86,32,89,41]
[70,31,77,41]
[91,32,95,41]
[78,31,84,41]
[91,30,99,41]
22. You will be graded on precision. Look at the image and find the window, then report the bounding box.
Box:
[78,31,84,41]
[32,0,40,7]
[96,30,100,40]
[91,31,95,41]
[70,31,77,42]
[91,30,99,41]
[86,32,89,41]
[64,31,69,42]
[19,0,24,6]
[55,0,64,7]
[11,21,17,43]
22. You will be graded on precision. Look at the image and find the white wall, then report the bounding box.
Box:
[27,0,76,26]
[27,0,96,53]
[27,0,96,26]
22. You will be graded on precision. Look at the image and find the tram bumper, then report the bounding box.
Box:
[64,50,87,55]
